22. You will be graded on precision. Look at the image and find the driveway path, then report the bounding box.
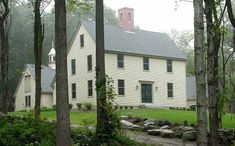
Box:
[125,130,196,146]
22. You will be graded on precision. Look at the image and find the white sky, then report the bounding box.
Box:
[104,0,194,33]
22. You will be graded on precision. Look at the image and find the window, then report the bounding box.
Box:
[25,96,31,107]
[72,83,76,99]
[80,34,84,47]
[88,80,93,96]
[53,56,56,62]
[71,59,76,75]
[117,54,124,68]
[128,12,131,21]
[24,75,31,93]
[167,59,172,72]
[167,83,173,98]
[118,80,125,96]
[87,55,92,71]
[143,57,149,70]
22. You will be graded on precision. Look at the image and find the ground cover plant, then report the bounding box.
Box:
[11,108,235,128]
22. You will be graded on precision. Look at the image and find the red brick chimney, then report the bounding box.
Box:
[118,7,134,31]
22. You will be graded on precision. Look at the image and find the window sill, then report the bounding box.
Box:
[87,70,93,73]
[117,67,125,70]
[72,98,77,100]
[87,96,93,98]
[167,97,174,99]
[118,95,125,97]
[143,70,150,72]
[166,72,173,74]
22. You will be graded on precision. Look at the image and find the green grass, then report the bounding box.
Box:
[10,108,235,128]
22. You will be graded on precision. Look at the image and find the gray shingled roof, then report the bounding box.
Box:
[82,21,186,60]
[26,64,55,92]
[186,77,196,100]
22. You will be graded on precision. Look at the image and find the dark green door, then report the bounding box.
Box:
[141,84,152,103]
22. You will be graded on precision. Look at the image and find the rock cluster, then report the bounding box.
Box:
[120,115,235,144]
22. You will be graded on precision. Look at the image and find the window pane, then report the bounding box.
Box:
[167,83,173,97]
[167,59,172,72]
[88,80,93,96]
[143,57,149,70]
[80,34,84,47]
[117,54,124,68]
[118,80,125,95]
[72,83,76,98]
[87,55,92,71]
[71,59,76,75]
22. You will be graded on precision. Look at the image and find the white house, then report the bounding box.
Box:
[14,47,56,111]
[61,7,187,108]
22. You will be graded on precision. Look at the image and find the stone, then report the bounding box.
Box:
[144,121,155,127]
[182,131,197,141]
[121,120,133,128]
[179,126,193,132]
[160,129,175,138]
[143,125,158,132]
[147,129,161,136]
[160,125,171,129]
[132,124,144,131]
[120,115,128,120]
[148,129,175,138]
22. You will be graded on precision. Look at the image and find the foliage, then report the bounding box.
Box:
[96,76,122,143]
[69,103,73,110]
[0,114,55,146]
[76,103,82,110]
[84,102,92,111]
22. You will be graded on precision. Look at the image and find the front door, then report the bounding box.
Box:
[141,83,152,103]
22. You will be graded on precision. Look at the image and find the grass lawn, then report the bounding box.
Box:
[10,108,235,128]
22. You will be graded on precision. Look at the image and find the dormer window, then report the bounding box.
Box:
[80,34,84,48]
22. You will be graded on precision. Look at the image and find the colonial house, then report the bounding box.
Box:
[15,7,187,111]
[58,7,187,108]
[14,47,56,111]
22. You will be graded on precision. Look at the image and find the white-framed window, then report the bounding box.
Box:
[88,80,93,96]
[167,83,173,98]
[71,59,76,75]
[117,54,124,68]
[167,59,173,72]
[143,57,149,70]
[72,83,76,99]
[25,95,31,107]
[80,34,84,47]
[118,79,125,96]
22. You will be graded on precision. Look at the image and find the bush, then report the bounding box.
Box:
[69,104,73,110]
[77,103,82,110]
[183,119,188,126]
[84,103,92,111]
[52,105,56,110]
[189,105,196,111]
[0,115,55,146]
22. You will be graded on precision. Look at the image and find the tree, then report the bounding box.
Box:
[0,0,10,114]
[204,0,223,145]
[95,0,107,136]
[33,0,44,122]
[55,0,71,145]
[193,0,208,145]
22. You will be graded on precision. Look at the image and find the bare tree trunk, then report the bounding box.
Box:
[204,0,220,145]
[193,0,207,145]
[96,0,107,135]
[0,0,9,114]
[55,0,71,145]
[34,0,43,122]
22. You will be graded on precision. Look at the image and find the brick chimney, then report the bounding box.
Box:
[118,7,134,31]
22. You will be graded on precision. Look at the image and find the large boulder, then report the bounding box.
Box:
[121,120,133,128]
[148,129,175,138]
[160,129,175,138]
[160,125,171,129]
[175,126,194,138]
[182,131,197,141]
[148,129,161,136]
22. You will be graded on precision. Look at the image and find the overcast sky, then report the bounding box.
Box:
[104,0,194,33]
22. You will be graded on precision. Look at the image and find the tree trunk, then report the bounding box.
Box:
[96,0,107,135]
[0,22,8,114]
[0,0,9,114]
[193,0,207,145]
[55,0,71,145]
[204,0,220,145]
[34,0,43,122]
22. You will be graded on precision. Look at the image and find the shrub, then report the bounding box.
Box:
[183,119,188,126]
[189,105,196,111]
[77,103,82,110]
[52,105,56,110]
[124,106,128,110]
[138,104,146,109]
[84,103,92,111]
[69,104,73,110]
[130,106,133,109]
